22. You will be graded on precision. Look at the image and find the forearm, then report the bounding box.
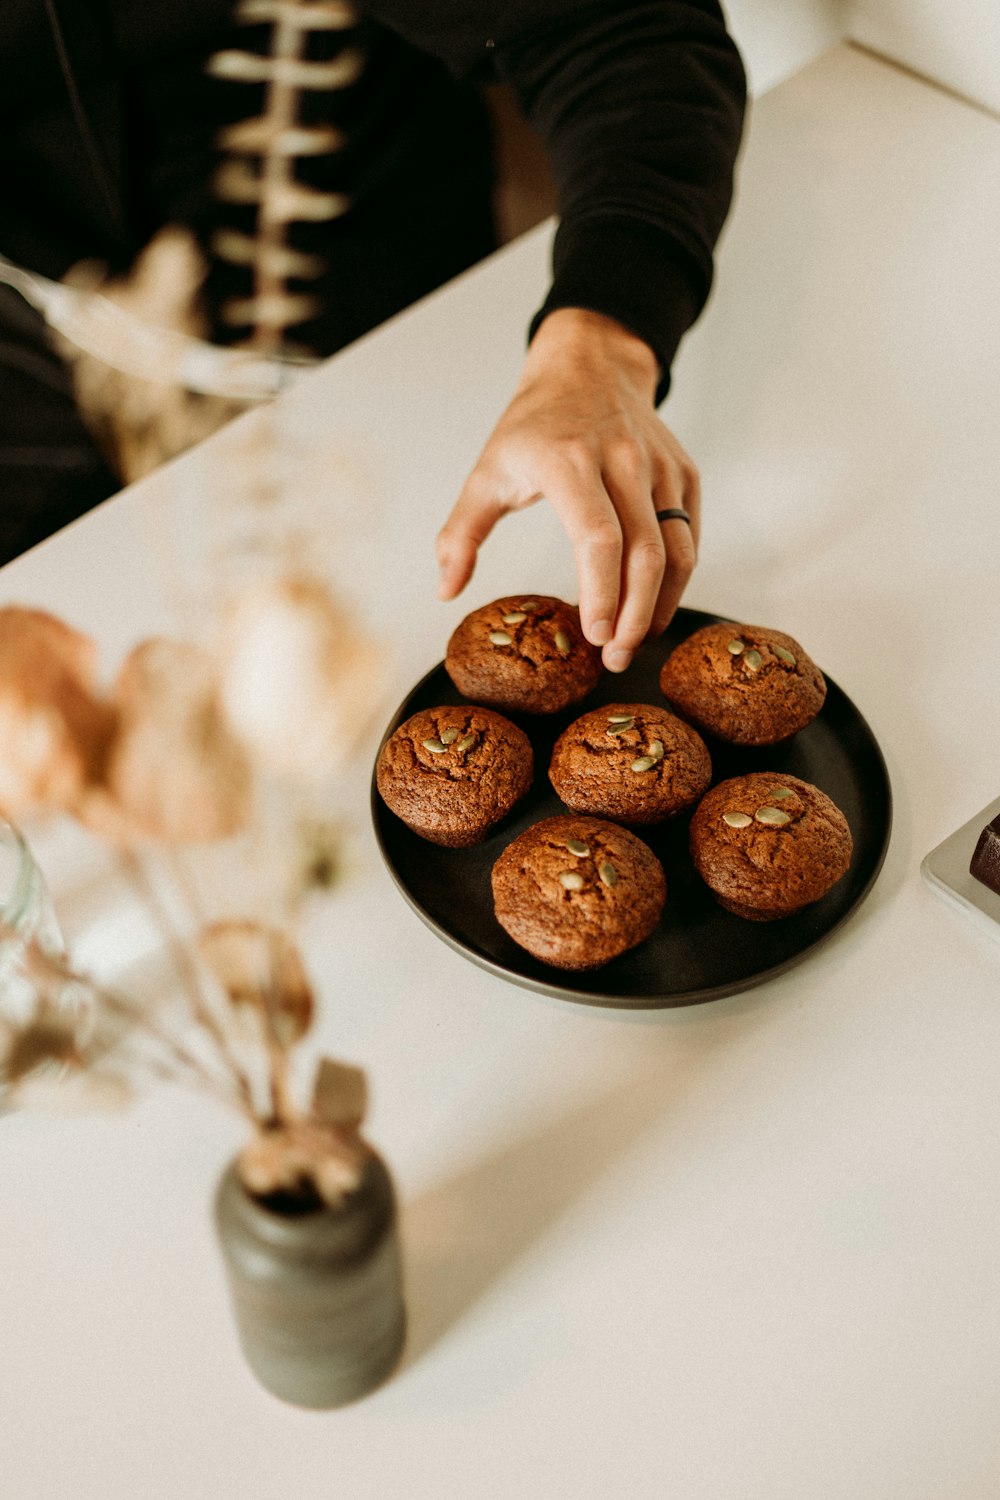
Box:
[495,1,747,391]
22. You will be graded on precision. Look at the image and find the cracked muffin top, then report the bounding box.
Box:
[659,622,826,745]
[376,704,533,848]
[689,772,852,921]
[549,702,711,825]
[445,595,602,714]
[491,814,666,970]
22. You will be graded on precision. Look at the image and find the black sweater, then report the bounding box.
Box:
[1,1,746,387]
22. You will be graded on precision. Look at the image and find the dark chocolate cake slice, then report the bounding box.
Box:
[970,813,1000,895]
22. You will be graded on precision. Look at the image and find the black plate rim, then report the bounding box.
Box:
[370,608,893,1010]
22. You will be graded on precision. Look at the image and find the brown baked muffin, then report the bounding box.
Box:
[659,622,826,745]
[445,595,602,714]
[548,703,711,825]
[689,772,852,921]
[491,814,666,969]
[376,705,533,847]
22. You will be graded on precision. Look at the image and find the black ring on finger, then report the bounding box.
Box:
[655,508,690,525]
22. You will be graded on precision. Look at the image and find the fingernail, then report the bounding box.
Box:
[605,648,632,673]
[589,619,613,646]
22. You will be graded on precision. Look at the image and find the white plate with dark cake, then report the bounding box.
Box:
[922,794,1000,941]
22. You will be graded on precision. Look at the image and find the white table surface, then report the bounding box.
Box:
[2,44,1000,1500]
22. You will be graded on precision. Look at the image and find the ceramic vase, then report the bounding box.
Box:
[214,1148,405,1408]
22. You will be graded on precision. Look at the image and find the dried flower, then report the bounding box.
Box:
[0,592,376,1181]
[0,607,114,818]
[217,573,380,781]
[1,1008,79,1083]
[0,3,384,1213]
[198,920,314,1047]
[0,949,133,1112]
[105,639,252,842]
[238,1118,365,1207]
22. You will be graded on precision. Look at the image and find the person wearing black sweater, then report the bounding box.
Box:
[0,1,745,668]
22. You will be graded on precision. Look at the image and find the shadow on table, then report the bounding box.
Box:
[400,1057,688,1368]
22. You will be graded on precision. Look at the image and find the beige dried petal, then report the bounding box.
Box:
[311,1056,367,1129]
[0,607,113,817]
[218,574,381,782]
[0,607,97,684]
[1,1014,79,1083]
[313,1151,364,1205]
[11,1067,134,1113]
[198,920,314,1045]
[108,638,251,842]
[73,783,148,843]
[237,1120,365,1206]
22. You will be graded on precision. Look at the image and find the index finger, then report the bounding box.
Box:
[542,467,625,648]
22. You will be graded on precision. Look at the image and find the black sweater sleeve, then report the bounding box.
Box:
[365,0,747,400]
[498,3,746,396]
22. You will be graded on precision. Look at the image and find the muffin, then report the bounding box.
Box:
[659,621,826,745]
[376,704,533,847]
[491,814,666,969]
[689,772,852,921]
[548,703,711,825]
[445,595,602,714]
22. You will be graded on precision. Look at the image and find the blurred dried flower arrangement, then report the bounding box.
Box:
[0,2,388,1215]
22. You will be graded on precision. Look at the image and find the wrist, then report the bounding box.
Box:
[525,308,660,402]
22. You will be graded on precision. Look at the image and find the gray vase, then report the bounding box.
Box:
[214,1149,406,1408]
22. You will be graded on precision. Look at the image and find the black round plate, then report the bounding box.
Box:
[371,607,892,1008]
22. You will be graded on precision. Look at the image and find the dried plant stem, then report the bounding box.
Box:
[21,942,249,1115]
[255,11,306,358]
[91,981,252,1116]
[266,1036,296,1125]
[116,846,259,1119]
[163,842,210,933]
[163,837,305,1129]
[261,917,299,1125]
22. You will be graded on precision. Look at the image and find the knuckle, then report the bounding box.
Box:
[583,521,623,559]
[630,536,667,578]
[663,545,696,582]
[677,453,698,485]
[606,436,646,483]
[555,436,598,474]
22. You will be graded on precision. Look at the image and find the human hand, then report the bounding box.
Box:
[436,308,699,673]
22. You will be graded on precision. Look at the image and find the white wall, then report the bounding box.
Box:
[727,0,1000,117]
[723,0,850,96]
[847,0,1000,115]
